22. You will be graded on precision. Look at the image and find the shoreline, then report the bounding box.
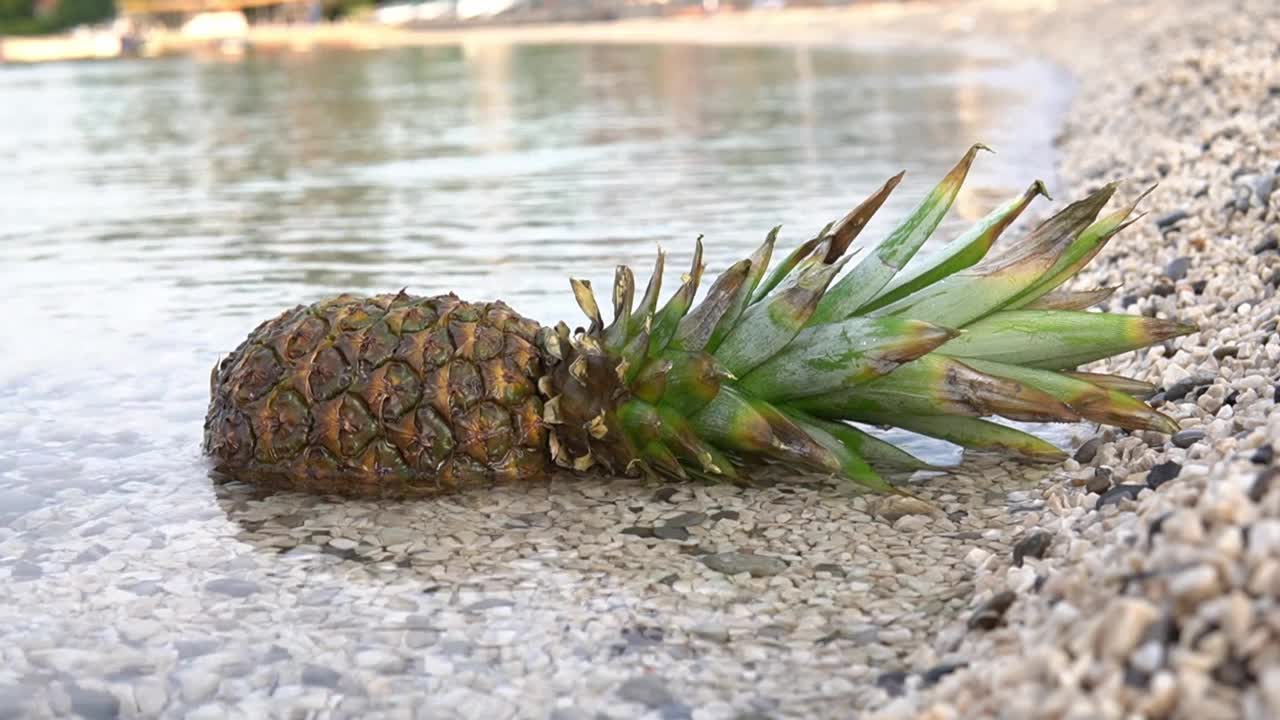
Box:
[0,3,1045,64]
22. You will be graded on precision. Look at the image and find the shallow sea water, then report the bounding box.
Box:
[0,42,1073,717]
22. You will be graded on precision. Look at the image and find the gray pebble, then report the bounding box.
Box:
[1164,256,1191,281]
[1253,445,1275,465]
[0,490,42,517]
[1165,375,1213,401]
[122,580,161,596]
[690,624,731,643]
[0,685,28,720]
[1154,209,1189,231]
[652,487,679,503]
[298,587,340,606]
[263,645,291,663]
[663,512,707,528]
[703,552,787,577]
[300,665,341,688]
[1096,484,1146,509]
[174,640,220,659]
[1212,345,1239,360]
[1146,461,1182,489]
[1012,531,1052,567]
[1171,429,1206,448]
[1087,467,1114,495]
[1232,184,1253,211]
[660,702,694,720]
[875,671,909,697]
[68,685,119,720]
[967,591,1016,630]
[10,561,42,580]
[920,662,968,687]
[1253,173,1276,206]
[654,526,690,541]
[813,563,846,577]
[1073,437,1101,463]
[1251,468,1277,503]
[1214,657,1253,688]
[465,598,515,611]
[616,676,675,707]
[203,578,259,598]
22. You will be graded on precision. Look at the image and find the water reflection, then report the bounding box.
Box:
[0,42,1063,509]
[0,41,1073,715]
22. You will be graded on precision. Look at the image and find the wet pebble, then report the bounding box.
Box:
[920,662,967,687]
[654,526,690,541]
[652,487,680,503]
[465,598,515,611]
[1252,445,1275,465]
[1254,233,1279,254]
[1154,209,1189,231]
[203,578,259,598]
[875,671,909,697]
[68,685,119,720]
[616,676,675,708]
[967,591,1016,631]
[1073,437,1101,463]
[1086,467,1114,494]
[1096,484,1145,510]
[1012,531,1052,567]
[300,665,341,688]
[663,512,707,528]
[813,563,846,577]
[702,552,787,578]
[174,640,220,660]
[1165,375,1213,401]
[1164,256,1191,280]
[10,561,42,580]
[1254,173,1276,206]
[1146,461,1182,489]
[1171,429,1206,448]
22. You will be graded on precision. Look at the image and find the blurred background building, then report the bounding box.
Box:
[2,0,876,37]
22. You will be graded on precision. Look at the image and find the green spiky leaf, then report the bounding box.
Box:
[941,310,1197,370]
[737,317,956,402]
[811,144,988,323]
[860,179,1048,313]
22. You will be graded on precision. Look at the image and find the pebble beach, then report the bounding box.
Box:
[872,0,1280,717]
[2,0,1278,718]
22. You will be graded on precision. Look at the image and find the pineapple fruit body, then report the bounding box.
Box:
[204,293,554,495]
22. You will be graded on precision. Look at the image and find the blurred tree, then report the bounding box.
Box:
[0,0,35,19]
[50,0,114,25]
[0,0,113,33]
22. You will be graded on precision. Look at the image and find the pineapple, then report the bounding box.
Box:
[204,146,1194,497]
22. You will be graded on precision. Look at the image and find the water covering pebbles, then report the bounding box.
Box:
[1,1,1277,719]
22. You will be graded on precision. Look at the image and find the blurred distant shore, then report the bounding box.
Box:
[0,0,1053,64]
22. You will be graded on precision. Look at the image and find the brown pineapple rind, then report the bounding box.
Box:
[203,292,549,496]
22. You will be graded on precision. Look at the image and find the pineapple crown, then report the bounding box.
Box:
[536,145,1197,493]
